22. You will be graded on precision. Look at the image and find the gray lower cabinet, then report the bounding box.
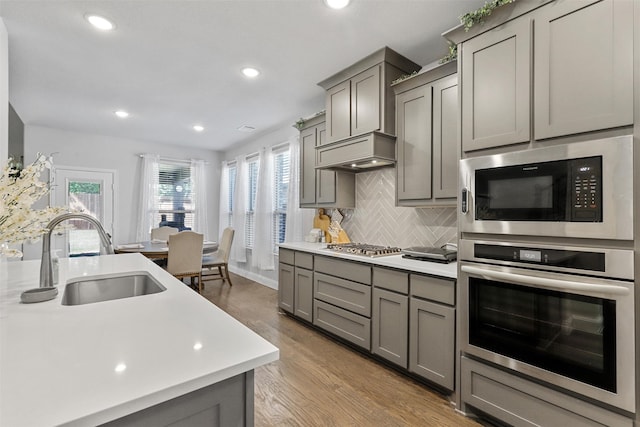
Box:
[461,357,632,427]
[372,288,408,368]
[278,261,294,314]
[409,274,455,390]
[314,299,371,350]
[313,256,372,351]
[393,61,458,207]
[104,371,254,427]
[294,267,313,322]
[279,249,314,320]
[280,251,457,393]
[371,267,408,368]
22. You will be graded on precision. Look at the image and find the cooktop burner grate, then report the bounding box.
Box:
[325,243,402,257]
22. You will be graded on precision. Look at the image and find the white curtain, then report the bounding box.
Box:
[285,136,314,242]
[218,161,230,241]
[231,155,247,263]
[136,153,159,242]
[191,159,208,240]
[252,147,274,270]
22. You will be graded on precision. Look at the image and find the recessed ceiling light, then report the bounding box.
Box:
[241,67,260,78]
[324,0,350,10]
[85,14,115,31]
[237,125,256,133]
[114,110,129,118]
[193,125,204,132]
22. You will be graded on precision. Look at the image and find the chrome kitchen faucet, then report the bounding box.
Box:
[39,213,114,289]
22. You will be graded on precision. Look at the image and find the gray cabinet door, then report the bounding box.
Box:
[315,123,338,204]
[533,0,633,140]
[294,267,313,322]
[409,297,455,390]
[326,80,351,143]
[432,74,458,200]
[299,125,317,205]
[461,17,531,152]
[372,288,408,368]
[351,65,381,136]
[278,263,294,314]
[396,83,432,203]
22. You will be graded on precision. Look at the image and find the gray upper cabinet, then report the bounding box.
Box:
[326,80,352,142]
[454,0,633,153]
[461,17,531,152]
[326,66,382,142]
[533,0,633,140]
[432,74,459,199]
[299,114,355,208]
[393,61,458,207]
[319,47,421,145]
[350,66,381,137]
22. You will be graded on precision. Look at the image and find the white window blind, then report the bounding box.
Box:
[155,162,194,231]
[228,163,237,229]
[273,147,290,252]
[246,157,259,248]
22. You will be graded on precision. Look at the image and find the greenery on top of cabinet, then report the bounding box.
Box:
[294,110,326,130]
[460,0,515,32]
[439,43,458,64]
[391,70,419,85]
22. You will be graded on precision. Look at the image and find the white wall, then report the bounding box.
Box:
[22,125,221,260]
[0,18,8,163]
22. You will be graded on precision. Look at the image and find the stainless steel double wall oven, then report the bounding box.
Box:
[458,135,635,413]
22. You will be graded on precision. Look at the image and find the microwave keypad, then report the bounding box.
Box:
[571,157,602,221]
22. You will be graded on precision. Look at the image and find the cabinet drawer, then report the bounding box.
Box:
[294,252,313,269]
[314,272,371,317]
[314,300,371,351]
[410,275,455,306]
[373,267,408,294]
[461,357,632,427]
[315,256,371,285]
[279,248,295,265]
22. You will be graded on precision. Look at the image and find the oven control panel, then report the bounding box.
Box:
[570,156,602,222]
[474,244,605,272]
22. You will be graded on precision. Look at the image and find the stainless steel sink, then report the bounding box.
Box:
[61,272,166,306]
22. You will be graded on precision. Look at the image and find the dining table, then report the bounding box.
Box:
[114,240,219,260]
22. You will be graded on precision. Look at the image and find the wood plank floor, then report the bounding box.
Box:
[200,274,483,427]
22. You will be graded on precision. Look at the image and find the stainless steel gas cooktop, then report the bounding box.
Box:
[325,243,402,257]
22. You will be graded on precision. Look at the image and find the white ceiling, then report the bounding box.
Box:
[1,0,485,152]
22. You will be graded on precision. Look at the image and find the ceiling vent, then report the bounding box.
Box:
[237,125,256,133]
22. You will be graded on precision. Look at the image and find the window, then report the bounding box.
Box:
[155,162,193,231]
[273,147,289,251]
[245,156,259,248]
[227,163,237,228]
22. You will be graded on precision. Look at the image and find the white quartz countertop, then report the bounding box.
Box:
[279,242,458,279]
[0,254,279,426]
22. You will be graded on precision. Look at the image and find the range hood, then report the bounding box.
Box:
[315,131,396,171]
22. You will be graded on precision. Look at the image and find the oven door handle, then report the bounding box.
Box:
[461,265,630,296]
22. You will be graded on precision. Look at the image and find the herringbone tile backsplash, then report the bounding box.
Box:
[334,168,457,249]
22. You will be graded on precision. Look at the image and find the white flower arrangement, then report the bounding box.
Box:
[0,154,67,257]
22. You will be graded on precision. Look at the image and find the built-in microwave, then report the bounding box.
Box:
[459,136,633,240]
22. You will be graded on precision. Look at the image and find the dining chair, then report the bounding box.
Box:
[167,231,204,293]
[151,226,179,241]
[202,227,235,287]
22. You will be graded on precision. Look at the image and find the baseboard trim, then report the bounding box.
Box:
[228,265,278,289]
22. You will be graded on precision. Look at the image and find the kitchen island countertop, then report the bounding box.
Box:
[0,253,279,426]
[279,242,457,279]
